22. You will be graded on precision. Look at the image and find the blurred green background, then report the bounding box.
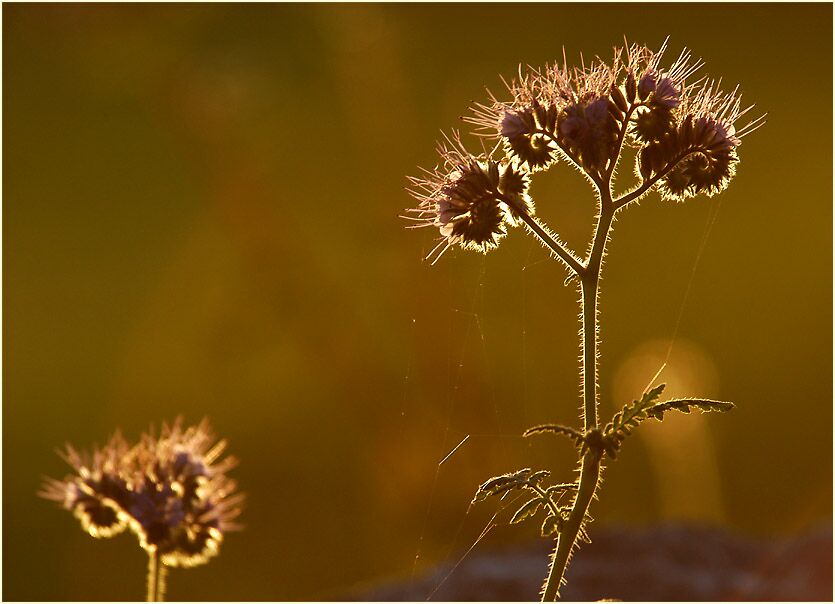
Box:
[4,3,832,601]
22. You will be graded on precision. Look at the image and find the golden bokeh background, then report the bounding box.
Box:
[4,3,832,600]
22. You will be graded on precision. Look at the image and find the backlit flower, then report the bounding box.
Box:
[41,418,243,568]
[404,132,532,263]
[466,53,618,176]
[642,80,764,201]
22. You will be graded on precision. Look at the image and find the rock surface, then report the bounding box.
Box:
[359,524,832,601]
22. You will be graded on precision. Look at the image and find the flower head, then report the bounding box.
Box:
[558,96,619,173]
[621,41,701,144]
[404,132,532,263]
[40,432,133,539]
[41,418,243,568]
[641,80,764,201]
[467,53,619,175]
[408,39,764,263]
[464,38,763,193]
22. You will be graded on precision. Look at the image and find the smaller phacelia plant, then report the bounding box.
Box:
[41,418,243,602]
[405,39,763,600]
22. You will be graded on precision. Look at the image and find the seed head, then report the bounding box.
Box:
[41,418,243,568]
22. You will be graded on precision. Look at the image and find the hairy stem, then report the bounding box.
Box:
[541,452,601,601]
[540,197,615,601]
[613,147,706,210]
[605,104,637,182]
[515,210,584,275]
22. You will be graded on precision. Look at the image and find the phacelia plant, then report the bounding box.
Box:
[405,39,763,600]
[41,418,243,602]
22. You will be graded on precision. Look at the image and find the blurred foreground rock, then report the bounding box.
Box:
[359,524,832,601]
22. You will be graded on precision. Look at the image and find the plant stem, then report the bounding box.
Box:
[540,198,615,601]
[146,551,168,602]
[613,147,705,210]
[157,558,168,602]
[541,452,601,601]
[514,210,584,275]
[147,551,157,602]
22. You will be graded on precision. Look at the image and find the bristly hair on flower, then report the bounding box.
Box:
[40,431,134,539]
[403,131,533,264]
[467,51,621,178]
[463,37,764,194]
[41,418,244,569]
[406,38,764,267]
[645,79,766,202]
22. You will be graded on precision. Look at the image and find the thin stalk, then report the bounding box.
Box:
[540,198,615,601]
[514,210,584,276]
[147,551,158,602]
[157,559,168,602]
[146,551,168,602]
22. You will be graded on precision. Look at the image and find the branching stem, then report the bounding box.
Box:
[491,92,735,603]
[538,185,616,601]
[514,210,584,275]
[614,147,705,210]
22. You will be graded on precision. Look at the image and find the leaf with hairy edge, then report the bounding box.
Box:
[645,398,734,420]
[642,383,667,404]
[603,385,734,458]
[546,483,579,495]
[523,424,585,448]
[472,468,553,504]
[472,468,531,502]
[527,470,551,485]
[604,384,667,442]
[510,497,542,525]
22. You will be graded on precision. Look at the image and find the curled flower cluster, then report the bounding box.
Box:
[404,132,533,263]
[41,418,243,568]
[407,39,763,260]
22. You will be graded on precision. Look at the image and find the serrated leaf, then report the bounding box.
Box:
[541,514,560,537]
[543,483,578,507]
[472,468,533,503]
[645,398,734,420]
[642,383,666,404]
[602,391,734,458]
[522,424,584,447]
[472,489,491,503]
[510,497,542,525]
[546,483,578,494]
[475,475,512,495]
[527,470,550,484]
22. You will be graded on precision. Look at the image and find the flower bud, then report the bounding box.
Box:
[638,70,657,101]
[625,71,637,103]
